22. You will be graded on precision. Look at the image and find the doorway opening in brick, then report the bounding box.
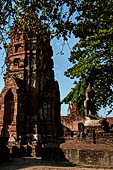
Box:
[1,89,14,137]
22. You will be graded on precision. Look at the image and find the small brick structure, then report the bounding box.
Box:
[61,104,85,137]
[60,103,113,166]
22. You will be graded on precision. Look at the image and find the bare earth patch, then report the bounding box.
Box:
[0,158,112,170]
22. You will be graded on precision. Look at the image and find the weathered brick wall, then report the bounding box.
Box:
[63,148,113,166]
[0,28,62,144]
[23,36,62,140]
[0,32,25,139]
[85,126,113,145]
[62,117,85,132]
[61,104,85,134]
[39,144,113,167]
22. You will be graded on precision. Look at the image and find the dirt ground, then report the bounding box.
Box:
[0,158,113,170]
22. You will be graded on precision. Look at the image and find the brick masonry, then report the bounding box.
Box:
[0,29,62,145]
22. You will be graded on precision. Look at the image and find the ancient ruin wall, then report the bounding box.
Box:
[0,30,62,143]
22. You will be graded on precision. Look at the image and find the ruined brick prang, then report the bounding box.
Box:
[0,29,62,144]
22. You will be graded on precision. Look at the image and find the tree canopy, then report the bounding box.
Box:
[0,0,113,115]
[63,0,113,115]
[0,0,79,47]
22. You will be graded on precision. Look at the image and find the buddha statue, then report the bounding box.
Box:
[84,84,96,117]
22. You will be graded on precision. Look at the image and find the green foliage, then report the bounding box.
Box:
[0,0,79,46]
[63,0,113,115]
[0,0,113,115]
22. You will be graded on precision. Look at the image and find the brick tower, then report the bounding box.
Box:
[0,28,62,144]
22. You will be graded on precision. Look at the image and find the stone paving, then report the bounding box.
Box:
[0,158,112,170]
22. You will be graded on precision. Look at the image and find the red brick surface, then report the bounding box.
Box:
[0,30,62,144]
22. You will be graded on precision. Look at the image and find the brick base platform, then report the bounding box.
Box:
[42,142,113,167]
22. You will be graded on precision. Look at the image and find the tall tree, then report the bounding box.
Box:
[63,0,113,115]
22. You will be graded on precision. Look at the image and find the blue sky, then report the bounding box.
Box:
[51,35,75,115]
